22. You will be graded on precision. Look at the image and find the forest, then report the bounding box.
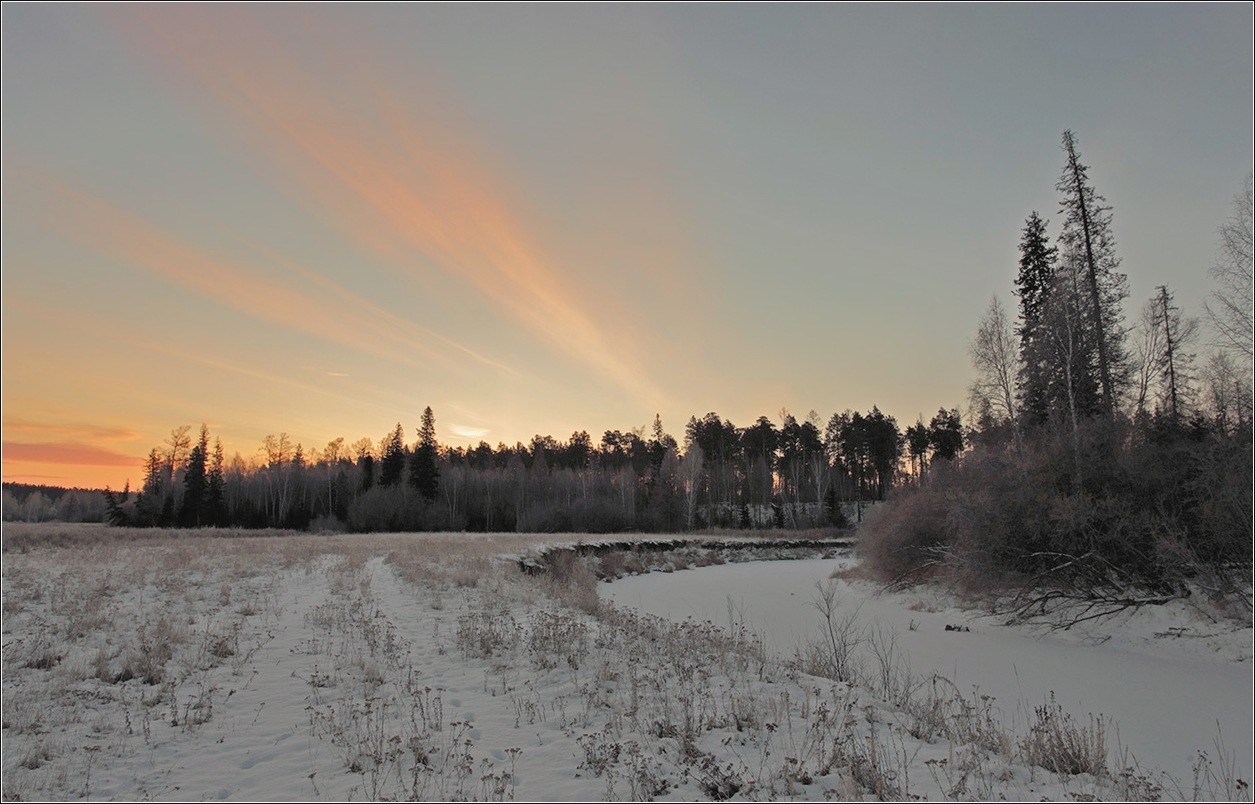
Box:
[860,134,1252,612]
[1,483,107,523]
[79,133,1255,611]
[98,403,957,535]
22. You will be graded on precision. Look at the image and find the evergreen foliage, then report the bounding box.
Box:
[410,406,441,502]
[100,405,913,533]
[379,423,407,488]
[179,425,209,527]
[904,419,929,479]
[1056,130,1130,416]
[926,408,963,462]
[1014,211,1059,425]
[875,135,1255,609]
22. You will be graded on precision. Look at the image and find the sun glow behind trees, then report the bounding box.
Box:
[2,6,1250,490]
[104,404,944,533]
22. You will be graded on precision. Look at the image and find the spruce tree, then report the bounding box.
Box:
[180,425,209,526]
[1056,130,1129,416]
[103,483,130,526]
[410,406,440,502]
[207,437,227,526]
[1047,244,1103,421]
[379,423,407,487]
[1014,211,1058,425]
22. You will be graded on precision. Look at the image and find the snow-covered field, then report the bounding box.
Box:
[2,526,1250,801]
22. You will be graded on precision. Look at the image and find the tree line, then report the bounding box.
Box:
[866,132,1252,610]
[2,483,107,524]
[102,402,970,534]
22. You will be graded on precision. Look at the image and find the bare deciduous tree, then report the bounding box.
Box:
[164,424,192,473]
[680,443,704,530]
[1132,296,1165,419]
[349,437,375,461]
[1133,286,1200,421]
[1206,172,1254,364]
[1202,350,1254,433]
[968,295,1020,446]
[1152,285,1199,422]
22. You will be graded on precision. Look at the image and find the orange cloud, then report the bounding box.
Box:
[2,420,141,442]
[3,442,143,467]
[12,169,510,379]
[3,296,394,418]
[110,6,671,407]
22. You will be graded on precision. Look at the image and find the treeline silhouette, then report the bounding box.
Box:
[2,483,107,523]
[101,405,968,534]
[859,138,1253,609]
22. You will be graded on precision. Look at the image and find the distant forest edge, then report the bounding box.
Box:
[94,404,928,534]
[3,483,108,524]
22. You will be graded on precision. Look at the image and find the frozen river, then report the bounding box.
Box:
[601,556,1253,790]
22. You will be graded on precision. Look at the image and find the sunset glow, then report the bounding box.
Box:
[4,4,1251,489]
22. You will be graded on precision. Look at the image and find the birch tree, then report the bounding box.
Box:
[968,294,1021,446]
[1206,172,1253,364]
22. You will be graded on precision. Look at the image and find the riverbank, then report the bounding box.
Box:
[602,556,1253,791]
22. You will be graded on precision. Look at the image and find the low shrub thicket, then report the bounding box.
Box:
[860,416,1253,615]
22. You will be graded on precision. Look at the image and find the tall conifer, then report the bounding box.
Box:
[410,407,440,501]
[1014,211,1058,425]
[1057,130,1129,415]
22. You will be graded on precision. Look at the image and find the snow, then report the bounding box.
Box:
[603,556,1255,791]
[2,531,1250,801]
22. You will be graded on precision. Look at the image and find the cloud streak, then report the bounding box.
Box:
[4,296,404,420]
[12,168,512,379]
[3,420,142,442]
[3,442,143,467]
[111,6,670,407]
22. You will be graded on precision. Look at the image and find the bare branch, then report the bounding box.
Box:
[1206,173,1254,363]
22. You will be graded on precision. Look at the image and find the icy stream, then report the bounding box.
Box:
[601,557,1253,790]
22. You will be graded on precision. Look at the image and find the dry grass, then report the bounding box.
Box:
[0,521,312,553]
[3,525,1245,802]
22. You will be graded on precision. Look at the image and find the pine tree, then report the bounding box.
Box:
[1056,130,1129,416]
[864,407,901,500]
[905,419,930,478]
[927,408,964,461]
[410,406,440,502]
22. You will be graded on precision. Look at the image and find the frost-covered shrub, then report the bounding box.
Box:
[857,484,951,587]
[455,606,520,659]
[860,415,1253,604]
[526,608,588,670]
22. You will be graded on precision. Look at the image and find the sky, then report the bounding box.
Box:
[3,4,1252,490]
